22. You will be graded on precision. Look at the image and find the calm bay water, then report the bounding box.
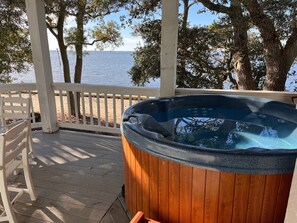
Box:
[12,51,160,87]
[11,51,296,90]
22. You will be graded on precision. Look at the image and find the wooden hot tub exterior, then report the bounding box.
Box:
[122,136,293,223]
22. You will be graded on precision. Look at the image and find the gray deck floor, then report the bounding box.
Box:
[8,130,127,223]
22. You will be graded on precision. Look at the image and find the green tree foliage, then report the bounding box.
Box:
[128,0,297,91]
[0,0,32,83]
[45,0,123,84]
[44,0,124,114]
[130,19,228,88]
[239,0,297,90]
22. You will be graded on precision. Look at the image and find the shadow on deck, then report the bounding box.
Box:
[8,130,129,223]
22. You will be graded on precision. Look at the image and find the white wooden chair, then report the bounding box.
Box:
[0,120,37,222]
[0,97,36,158]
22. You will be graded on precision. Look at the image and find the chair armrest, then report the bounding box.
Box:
[0,120,24,134]
[5,120,24,130]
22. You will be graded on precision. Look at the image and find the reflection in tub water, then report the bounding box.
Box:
[162,113,297,150]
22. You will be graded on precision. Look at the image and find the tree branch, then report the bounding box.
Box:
[239,0,280,44]
[198,0,231,14]
[46,22,58,38]
[283,26,297,65]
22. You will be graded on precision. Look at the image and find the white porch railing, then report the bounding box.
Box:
[176,88,297,104]
[1,83,297,134]
[52,83,160,134]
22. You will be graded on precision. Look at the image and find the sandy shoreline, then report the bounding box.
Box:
[29,94,138,125]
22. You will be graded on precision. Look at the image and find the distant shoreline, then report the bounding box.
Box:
[49,50,134,53]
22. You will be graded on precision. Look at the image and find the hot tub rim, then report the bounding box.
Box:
[122,124,297,174]
[121,94,297,174]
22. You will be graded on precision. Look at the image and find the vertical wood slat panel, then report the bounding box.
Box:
[89,93,94,125]
[130,143,137,216]
[246,174,266,223]
[141,149,150,217]
[273,174,293,223]
[158,159,169,223]
[260,174,281,223]
[168,162,180,223]
[122,136,293,223]
[180,165,192,223]
[204,170,220,223]
[126,139,132,216]
[135,147,143,212]
[96,93,101,126]
[218,172,235,223]
[232,174,251,223]
[149,155,159,220]
[122,137,130,213]
[191,168,206,223]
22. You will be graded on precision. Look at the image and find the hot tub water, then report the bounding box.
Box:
[159,108,297,150]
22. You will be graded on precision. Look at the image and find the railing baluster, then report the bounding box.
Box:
[74,91,79,124]
[59,90,65,123]
[113,94,116,128]
[96,93,101,127]
[81,93,86,124]
[121,94,124,116]
[89,93,94,125]
[29,91,36,124]
[129,95,132,106]
[0,83,162,132]
[66,91,72,123]
[104,93,108,127]
[18,91,25,115]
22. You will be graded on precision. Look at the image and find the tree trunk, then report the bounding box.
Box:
[73,0,86,117]
[239,0,292,91]
[229,0,255,90]
[56,1,75,116]
[262,45,284,91]
[178,0,190,87]
[199,0,255,90]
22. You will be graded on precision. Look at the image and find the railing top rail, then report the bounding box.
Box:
[176,88,297,104]
[52,82,160,97]
[0,83,37,92]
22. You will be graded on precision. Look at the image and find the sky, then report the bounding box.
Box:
[47,2,218,51]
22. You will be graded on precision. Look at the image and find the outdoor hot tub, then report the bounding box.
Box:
[121,95,297,223]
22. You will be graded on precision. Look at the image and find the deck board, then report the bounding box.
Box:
[9,130,125,223]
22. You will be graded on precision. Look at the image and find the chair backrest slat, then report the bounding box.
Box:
[5,131,27,152]
[2,105,28,112]
[0,97,31,127]
[0,120,29,165]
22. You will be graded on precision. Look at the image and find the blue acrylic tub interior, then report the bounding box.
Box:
[121,95,297,174]
[155,108,297,150]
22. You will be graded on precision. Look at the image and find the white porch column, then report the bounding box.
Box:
[285,160,297,222]
[160,0,179,97]
[25,0,58,133]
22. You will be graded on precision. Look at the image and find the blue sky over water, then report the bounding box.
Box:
[47,2,218,51]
